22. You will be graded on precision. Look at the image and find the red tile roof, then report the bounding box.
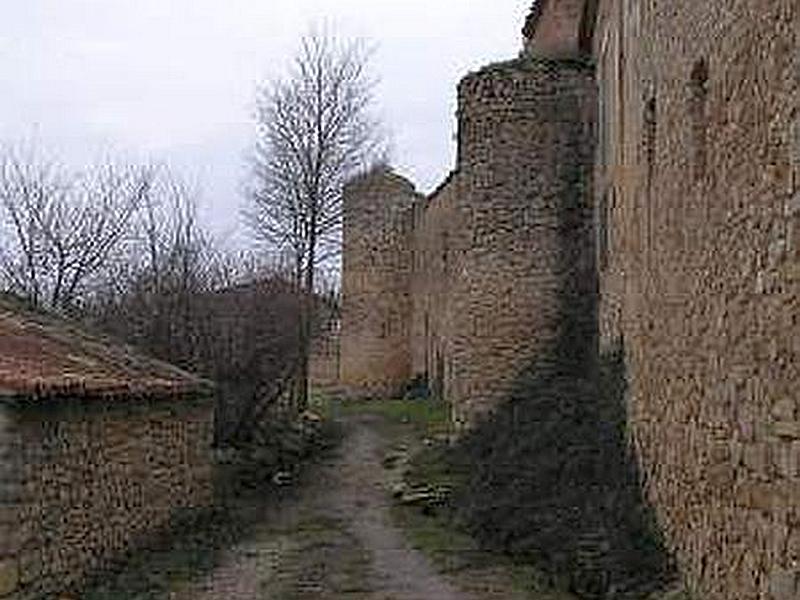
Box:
[0,297,210,399]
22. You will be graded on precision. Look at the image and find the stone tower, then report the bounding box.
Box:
[339,167,420,396]
[448,56,597,427]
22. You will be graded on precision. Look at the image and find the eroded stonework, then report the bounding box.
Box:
[340,1,800,599]
[1,398,214,600]
[341,57,596,424]
[339,170,420,396]
[594,1,800,599]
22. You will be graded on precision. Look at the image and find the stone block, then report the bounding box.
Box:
[774,421,800,440]
[773,398,797,422]
[787,528,800,565]
[17,549,40,585]
[774,442,798,479]
[743,442,771,475]
[738,482,775,512]
[0,559,18,597]
[769,568,798,600]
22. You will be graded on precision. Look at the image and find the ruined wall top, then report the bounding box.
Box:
[343,165,417,197]
[522,0,590,58]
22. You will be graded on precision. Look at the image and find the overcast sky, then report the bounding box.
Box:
[0,1,530,248]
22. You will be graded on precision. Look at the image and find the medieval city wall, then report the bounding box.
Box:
[340,57,596,423]
[0,396,214,599]
[409,172,460,401]
[339,1,800,596]
[593,1,800,598]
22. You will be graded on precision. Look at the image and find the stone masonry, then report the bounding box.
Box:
[0,299,214,599]
[591,1,800,599]
[339,1,800,598]
[340,58,596,426]
[409,172,459,404]
[448,56,596,426]
[339,169,421,396]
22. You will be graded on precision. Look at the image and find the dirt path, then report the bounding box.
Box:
[178,414,477,600]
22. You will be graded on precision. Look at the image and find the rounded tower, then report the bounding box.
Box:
[339,167,419,396]
[448,56,597,427]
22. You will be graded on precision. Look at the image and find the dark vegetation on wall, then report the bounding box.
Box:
[450,343,677,598]
[446,150,677,598]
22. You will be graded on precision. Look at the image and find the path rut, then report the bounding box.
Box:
[179,414,476,600]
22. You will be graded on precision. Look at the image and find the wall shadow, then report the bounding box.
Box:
[451,342,677,598]
[448,121,677,597]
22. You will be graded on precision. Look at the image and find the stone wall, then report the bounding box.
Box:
[339,57,596,424]
[0,408,21,598]
[0,395,214,599]
[409,173,460,401]
[523,0,587,58]
[448,57,596,427]
[339,168,421,396]
[593,1,800,598]
[309,317,341,394]
[337,0,800,597]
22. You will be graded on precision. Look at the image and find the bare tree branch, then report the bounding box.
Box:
[243,26,387,409]
[0,148,154,312]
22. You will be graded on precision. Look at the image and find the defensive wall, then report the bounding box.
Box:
[340,57,596,428]
[592,1,800,599]
[339,169,420,396]
[339,0,800,598]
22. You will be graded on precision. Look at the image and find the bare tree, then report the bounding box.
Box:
[0,146,308,445]
[82,168,305,444]
[0,148,154,312]
[88,168,217,364]
[245,28,386,409]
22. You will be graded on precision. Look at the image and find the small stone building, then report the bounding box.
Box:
[0,297,214,599]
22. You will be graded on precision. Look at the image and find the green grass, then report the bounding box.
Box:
[390,438,577,600]
[310,396,451,439]
[315,396,573,600]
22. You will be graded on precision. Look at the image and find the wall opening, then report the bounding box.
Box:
[643,96,657,190]
[442,230,449,272]
[598,188,612,271]
[689,59,709,182]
